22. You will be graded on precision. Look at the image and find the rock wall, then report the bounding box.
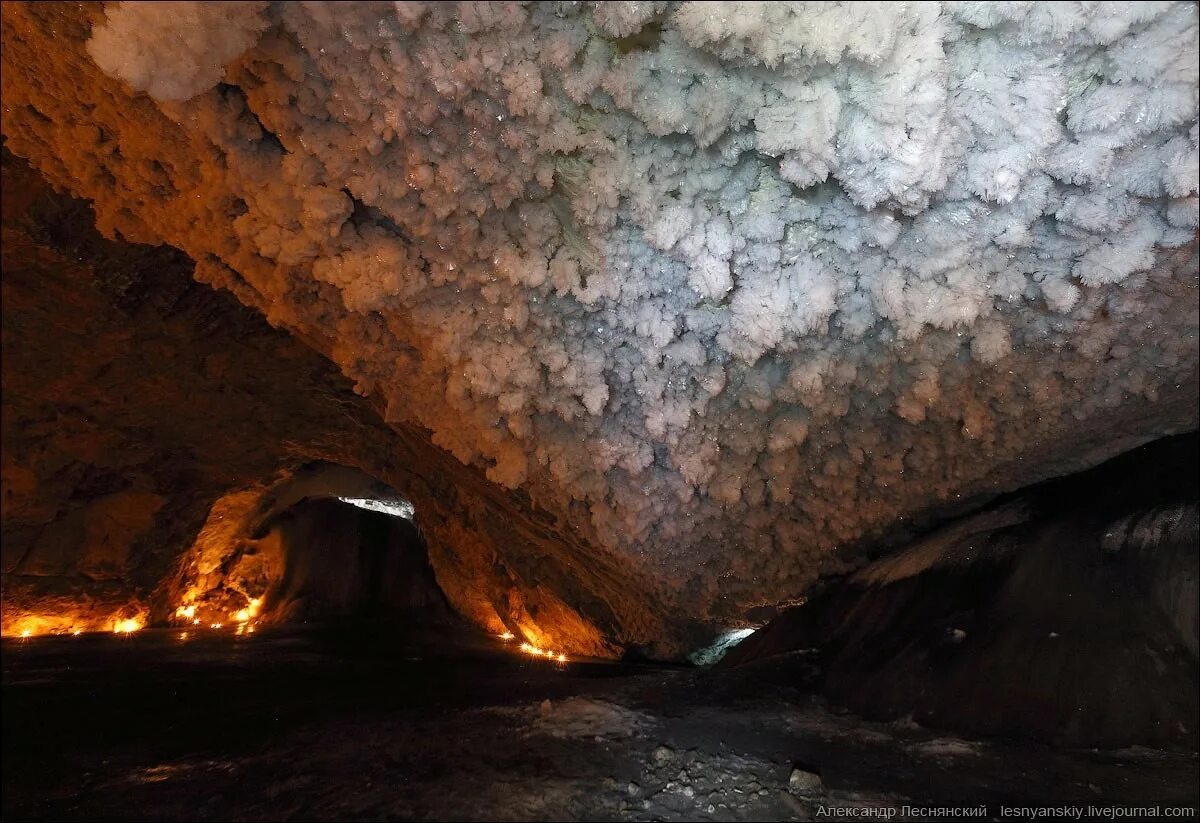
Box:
[0,150,681,656]
[720,434,1200,748]
[261,498,455,624]
[2,2,1197,663]
[1,2,1196,632]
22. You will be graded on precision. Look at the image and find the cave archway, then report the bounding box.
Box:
[166,463,458,631]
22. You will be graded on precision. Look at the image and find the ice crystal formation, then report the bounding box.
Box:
[5,2,1197,623]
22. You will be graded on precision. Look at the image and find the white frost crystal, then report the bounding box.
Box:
[87,1,270,101]
[29,1,1199,619]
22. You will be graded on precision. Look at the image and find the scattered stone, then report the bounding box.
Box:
[627,782,639,796]
[682,785,695,798]
[788,767,823,795]
[652,745,675,765]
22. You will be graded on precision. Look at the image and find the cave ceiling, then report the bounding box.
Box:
[1,2,1197,648]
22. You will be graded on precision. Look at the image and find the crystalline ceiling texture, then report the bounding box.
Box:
[3,2,1198,628]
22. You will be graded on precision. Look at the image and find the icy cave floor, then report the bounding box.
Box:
[3,625,1197,821]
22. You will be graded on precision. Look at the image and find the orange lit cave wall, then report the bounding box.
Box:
[0,151,684,657]
[159,464,453,630]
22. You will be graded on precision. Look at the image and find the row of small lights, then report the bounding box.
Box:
[18,618,140,639]
[174,598,261,637]
[498,631,569,664]
[13,598,265,640]
[17,607,571,665]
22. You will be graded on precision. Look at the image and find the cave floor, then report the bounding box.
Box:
[3,625,1196,821]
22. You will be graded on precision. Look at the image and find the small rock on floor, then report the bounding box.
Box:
[788,767,823,795]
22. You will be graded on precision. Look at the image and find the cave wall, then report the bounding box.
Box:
[0,150,682,655]
[163,464,413,622]
[2,2,1197,662]
[720,434,1200,748]
[1,1,1196,637]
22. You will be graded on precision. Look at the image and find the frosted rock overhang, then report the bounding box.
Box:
[1,2,1197,658]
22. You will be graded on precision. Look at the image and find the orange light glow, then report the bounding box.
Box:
[517,641,567,663]
[72,629,82,636]
[498,631,515,641]
[175,604,196,620]
[113,618,142,634]
[8,616,92,638]
[232,597,263,624]
[210,622,223,629]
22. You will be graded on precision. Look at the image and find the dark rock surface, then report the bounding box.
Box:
[721,434,1199,748]
[263,498,455,624]
[3,626,1197,821]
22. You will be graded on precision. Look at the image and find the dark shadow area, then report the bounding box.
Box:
[4,622,1197,821]
[720,432,1200,750]
[261,497,456,626]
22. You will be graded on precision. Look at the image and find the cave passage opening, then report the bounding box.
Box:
[166,463,461,636]
[251,494,454,627]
